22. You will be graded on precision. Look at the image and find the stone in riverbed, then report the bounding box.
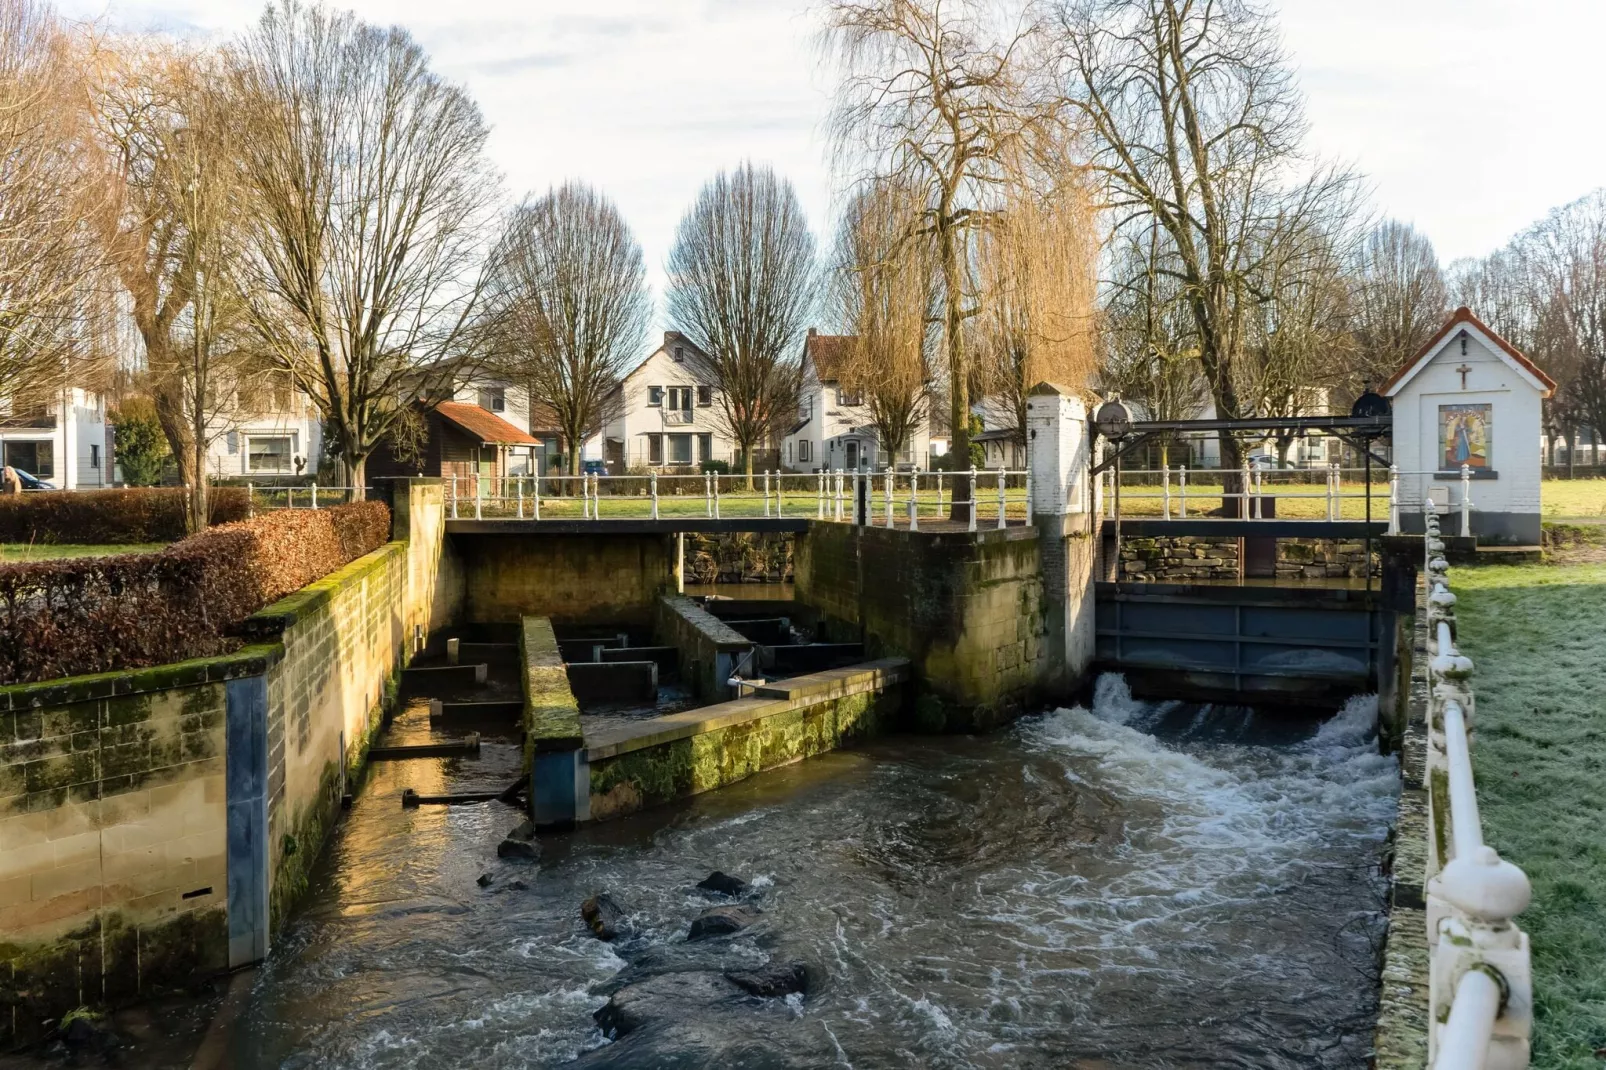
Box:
[724,961,809,998]
[593,971,746,1038]
[582,893,627,940]
[687,904,759,941]
[695,870,750,897]
[476,871,494,887]
[497,818,539,860]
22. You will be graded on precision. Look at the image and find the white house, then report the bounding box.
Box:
[1381,306,1555,544]
[205,373,327,480]
[0,388,110,489]
[592,332,734,471]
[782,330,936,472]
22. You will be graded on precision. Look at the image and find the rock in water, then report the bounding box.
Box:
[582,893,627,940]
[687,904,759,941]
[724,961,809,998]
[593,972,745,1038]
[497,818,539,860]
[695,870,749,897]
[476,871,494,887]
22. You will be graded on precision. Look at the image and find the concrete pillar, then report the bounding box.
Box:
[1025,382,1096,693]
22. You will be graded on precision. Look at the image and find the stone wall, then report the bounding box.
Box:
[454,532,671,626]
[1117,536,1376,582]
[683,532,792,584]
[794,524,1048,731]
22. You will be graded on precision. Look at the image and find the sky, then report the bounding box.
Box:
[59,0,1606,307]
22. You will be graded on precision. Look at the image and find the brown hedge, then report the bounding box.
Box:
[0,487,251,545]
[0,501,391,685]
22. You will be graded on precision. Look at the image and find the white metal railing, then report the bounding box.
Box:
[1103,463,1477,534]
[1420,498,1532,1069]
[444,468,1032,529]
[242,483,364,515]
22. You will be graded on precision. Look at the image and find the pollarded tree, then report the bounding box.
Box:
[830,179,937,464]
[486,183,651,476]
[231,2,501,496]
[666,163,814,482]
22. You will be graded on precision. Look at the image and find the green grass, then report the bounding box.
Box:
[0,542,169,562]
[1454,560,1606,1068]
[1541,477,1606,520]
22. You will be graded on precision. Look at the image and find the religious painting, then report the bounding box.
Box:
[1439,403,1491,470]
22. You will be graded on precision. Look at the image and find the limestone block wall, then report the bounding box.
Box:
[454,532,671,626]
[794,524,1048,730]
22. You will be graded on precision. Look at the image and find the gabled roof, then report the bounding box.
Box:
[1380,306,1556,398]
[435,401,539,445]
[802,329,856,382]
[619,331,715,383]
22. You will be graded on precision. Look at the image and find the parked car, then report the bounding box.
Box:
[581,459,607,476]
[10,468,55,490]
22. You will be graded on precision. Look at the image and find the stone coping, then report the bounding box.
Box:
[584,658,909,762]
[0,541,406,710]
[520,616,584,753]
[659,595,752,650]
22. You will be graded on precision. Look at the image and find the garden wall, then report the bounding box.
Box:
[0,482,448,1044]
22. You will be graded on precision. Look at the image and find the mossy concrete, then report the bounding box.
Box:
[585,660,907,822]
[454,531,671,627]
[794,524,1048,731]
[519,617,583,769]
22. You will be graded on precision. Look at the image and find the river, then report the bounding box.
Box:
[223,675,1397,1069]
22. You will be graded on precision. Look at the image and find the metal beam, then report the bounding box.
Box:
[446,517,812,535]
[1127,415,1391,435]
[1102,518,1386,539]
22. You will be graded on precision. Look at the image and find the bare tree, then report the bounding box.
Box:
[666,163,814,481]
[0,0,109,409]
[975,172,1099,455]
[97,46,249,528]
[231,1,500,495]
[1054,0,1359,492]
[1347,219,1447,393]
[830,180,936,463]
[824,0,1050,491]
[487,182,650,476]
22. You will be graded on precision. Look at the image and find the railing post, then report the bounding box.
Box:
[517,479,524,519]
[1178,466,1187,518]
[532,474,541,520]
[910,469,919,526]
[1461,463,1473,537]
[884,467,894,527]
[996,465,1007,529]
[936,470,944,516]
[1024,467,1032,526]
[706,472,714,517]
[447,478,456,519]
[968,465,978,533]
[713,473,721,519]
[1240,462,1252,520]
[816,471,824,520]
[1388,465,1400,535]
[1161,463,1171,520]
[763,470,771,518]
[774,471,783,517]
[474,476,482,520]
[650,471,659,520]
[593,471,601,518]
[246,482,254,519]
[834,469,844,522]
[310,481,318,510]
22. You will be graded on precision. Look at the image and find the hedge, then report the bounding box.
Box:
[0,501,391,685]
[0,487,251,545]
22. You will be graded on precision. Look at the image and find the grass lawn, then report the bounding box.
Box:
[1454,559,1606,1067]
[1541,477,1606,520]
[0,543,168,562]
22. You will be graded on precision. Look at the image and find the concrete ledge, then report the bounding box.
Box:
[520,617,583,755]
[655,595,754,701]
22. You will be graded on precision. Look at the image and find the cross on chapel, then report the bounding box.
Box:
[1456,364,1472,388]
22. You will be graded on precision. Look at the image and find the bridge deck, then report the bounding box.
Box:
[1103,518,1387,538]
[445,517,813,535]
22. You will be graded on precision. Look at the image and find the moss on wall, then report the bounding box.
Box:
[519,617,583,771]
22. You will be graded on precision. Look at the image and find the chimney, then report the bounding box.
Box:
[807,327,817,337]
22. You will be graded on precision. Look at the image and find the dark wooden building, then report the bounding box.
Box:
[367,401,540,498]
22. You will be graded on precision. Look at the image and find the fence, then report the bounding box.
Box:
[1104,463,1480,534]
[1420,499,1533,1069]
[241,483,365,515]
[442,468,1033,530]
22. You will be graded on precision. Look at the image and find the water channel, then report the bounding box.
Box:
[221,673,1397,1069]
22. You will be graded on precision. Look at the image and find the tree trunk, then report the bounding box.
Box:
[347,454,366,501]
[1219,433,1246,517]
[151,379,194,488]
[939,216,970,522]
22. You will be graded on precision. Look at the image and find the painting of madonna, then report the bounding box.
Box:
[1439,403,1491,470]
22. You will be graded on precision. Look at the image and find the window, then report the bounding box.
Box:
[786,441,793,464]
[647,434,663,465]
[698,434,712,463]
[248,435,293,473]
[669,434,693,465]
[3,440,52,478]
[798,440,811,463]
[673,346,685,362]
[90,444,100,469]
[647,386,663,407]
[482,387,506,412]
[667,386,694,412]
[837,388,863,406]
[697,385,713,407]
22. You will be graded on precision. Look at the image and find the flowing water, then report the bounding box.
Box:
[225,676,1397,1069]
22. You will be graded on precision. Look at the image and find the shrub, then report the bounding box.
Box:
[0,501,391,685]
[110,399,170,487]
[0,487,250,545]
[699,459,731,475]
